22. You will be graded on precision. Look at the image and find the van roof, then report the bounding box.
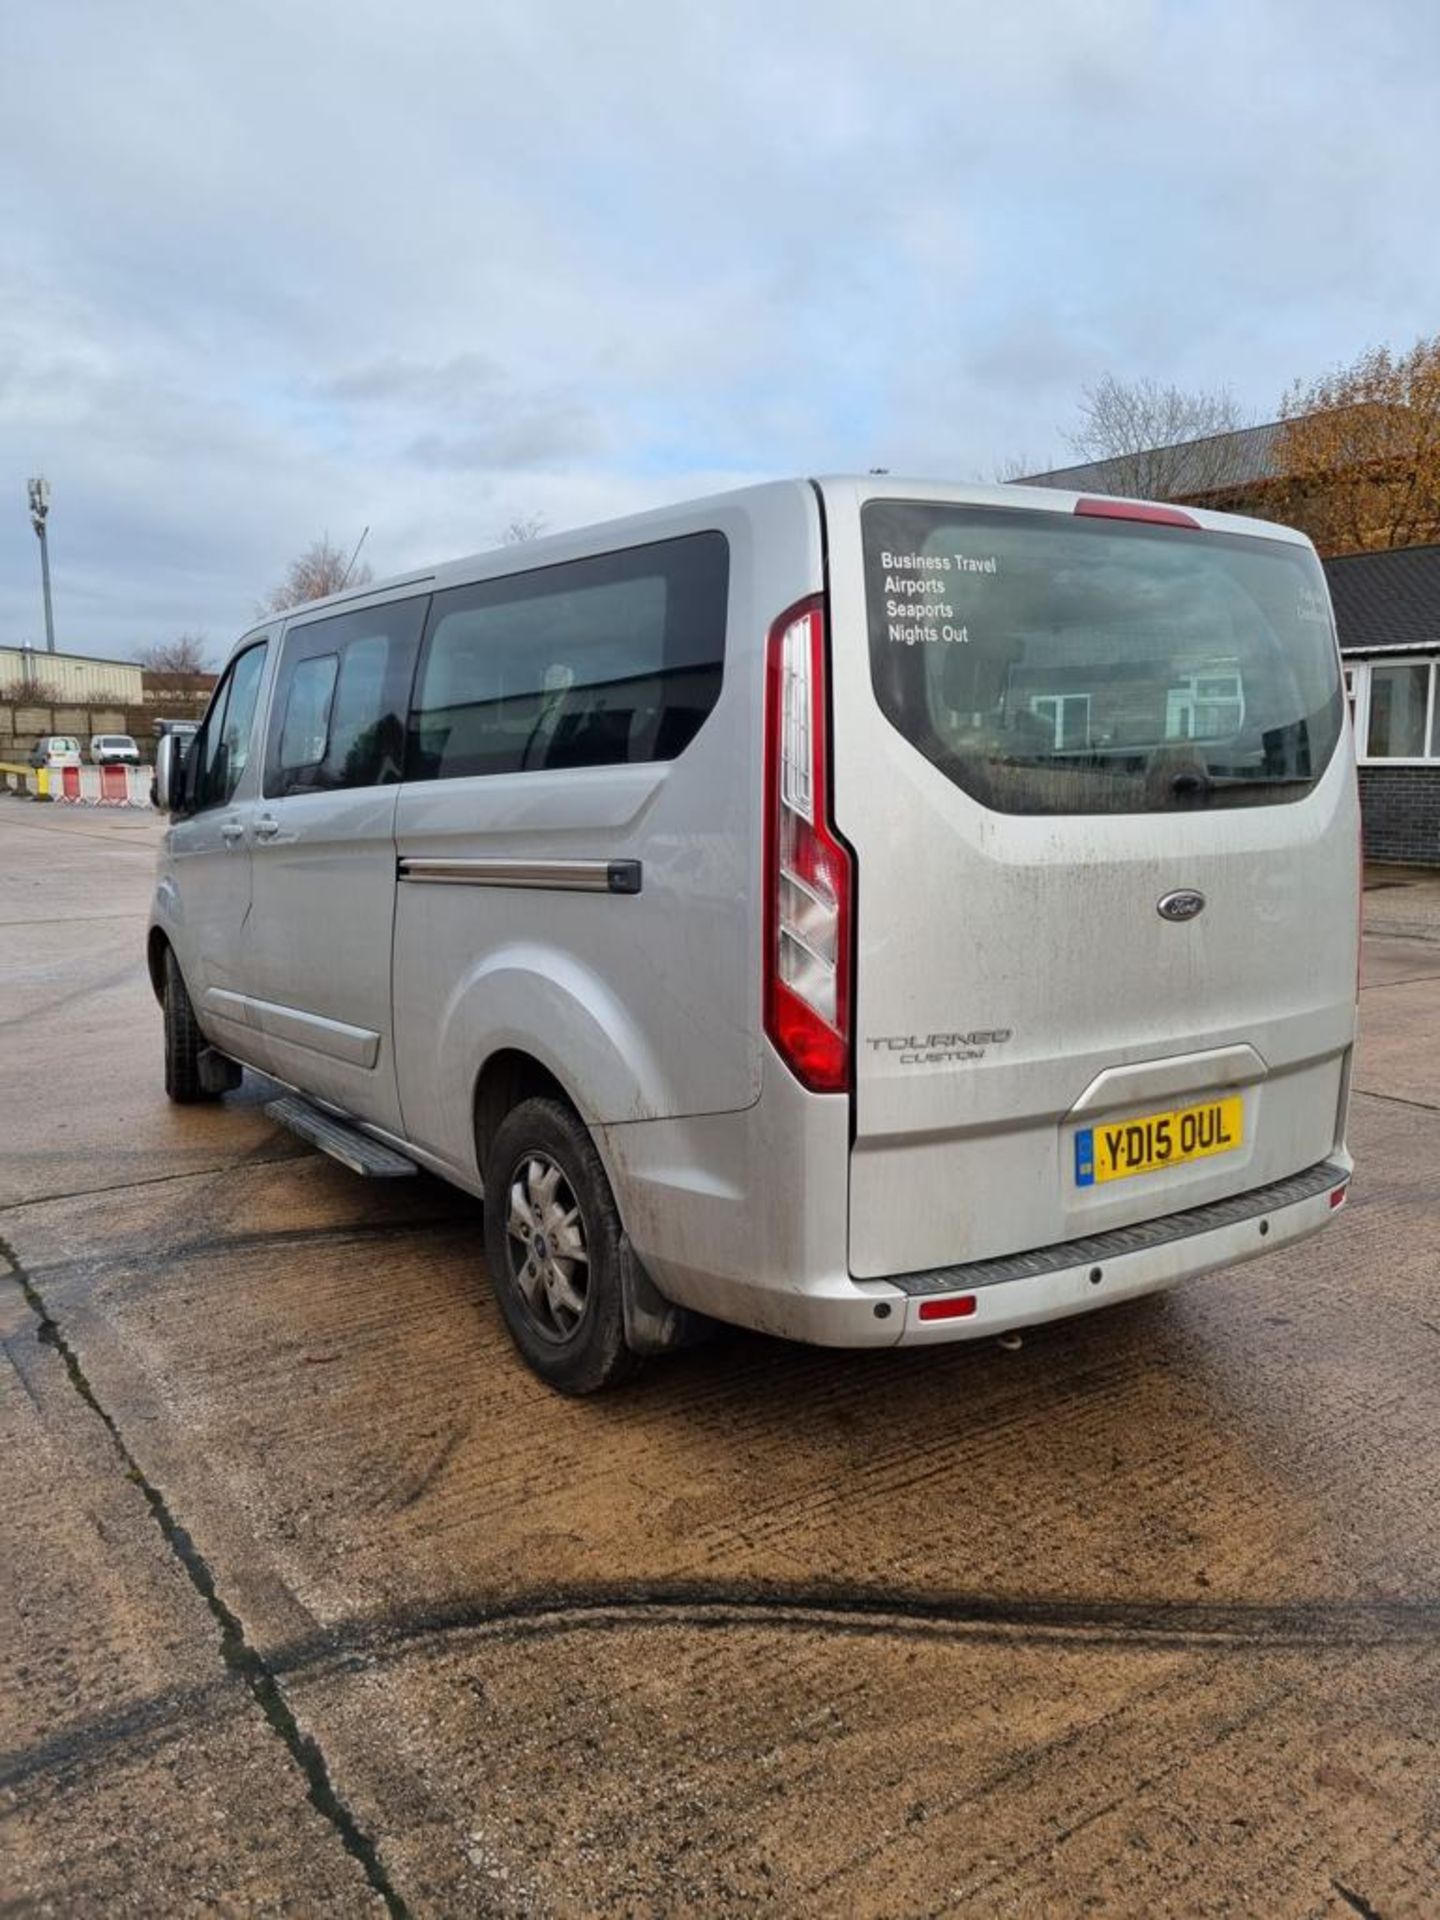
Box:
[239,474,1314,644]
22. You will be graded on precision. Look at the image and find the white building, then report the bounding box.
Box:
[0,646,144,705]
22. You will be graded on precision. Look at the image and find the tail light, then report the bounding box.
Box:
[1356,803,1365,1002]
[763,596,853,1093]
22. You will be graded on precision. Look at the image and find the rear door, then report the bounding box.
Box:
[822,482,1357,1279]
[244,594,428,1133]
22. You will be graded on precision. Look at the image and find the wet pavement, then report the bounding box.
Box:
[2,803,1437,1918]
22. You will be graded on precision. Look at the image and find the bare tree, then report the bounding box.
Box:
[261,534,373,614]
[0,674,65,703]
[136,634,210,673]
[1061,375,1252,499]
[499,513,547,546]
[994,453,1041,484]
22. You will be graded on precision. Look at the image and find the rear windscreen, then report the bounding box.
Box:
[863,501,1344,815]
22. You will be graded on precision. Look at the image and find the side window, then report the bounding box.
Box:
[192,643,268,812]
[264,598,428,798]
[279,656,339,772]
[190,682,232,806]
[406,531,729,782]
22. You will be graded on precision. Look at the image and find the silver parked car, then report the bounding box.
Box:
[149,477,1359,1392]
[28,734,82,769]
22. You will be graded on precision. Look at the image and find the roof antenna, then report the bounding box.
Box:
[340,525,370,589]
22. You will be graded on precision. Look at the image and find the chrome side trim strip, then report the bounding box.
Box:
[398,857,642,895]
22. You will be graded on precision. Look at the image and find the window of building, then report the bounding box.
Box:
[1364,659,1436,761]
[1029,693,1092,750]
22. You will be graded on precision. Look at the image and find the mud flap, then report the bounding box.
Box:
[619,1236,710,1355]
[197,1047,243,1094]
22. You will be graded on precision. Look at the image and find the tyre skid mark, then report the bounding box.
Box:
[3,1578,1434,1800]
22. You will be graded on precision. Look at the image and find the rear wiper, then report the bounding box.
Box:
[1170,771,1313,799]
[1208,774,1314,790]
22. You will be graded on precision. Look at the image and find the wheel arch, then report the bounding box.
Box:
[473,1049,574,1183]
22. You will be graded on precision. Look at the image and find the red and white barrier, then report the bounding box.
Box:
[45,764,155,807]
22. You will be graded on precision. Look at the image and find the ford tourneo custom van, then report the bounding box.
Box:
[149,479,1358,1392]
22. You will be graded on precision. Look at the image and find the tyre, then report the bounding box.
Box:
[482,1096,640,1394]
[162,947,219,1105]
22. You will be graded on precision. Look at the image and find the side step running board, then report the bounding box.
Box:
[264,1094,418,1178]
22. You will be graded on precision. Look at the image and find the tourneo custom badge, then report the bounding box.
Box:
[1157,889,1206,922]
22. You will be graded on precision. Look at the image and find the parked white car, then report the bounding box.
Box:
[28,734,82,770]
[89,733,142,766]
[149,476,1359,1393]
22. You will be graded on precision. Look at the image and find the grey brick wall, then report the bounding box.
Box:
[1358,764,1440,866]
[1,695,210,765]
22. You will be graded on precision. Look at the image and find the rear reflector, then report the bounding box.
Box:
[1075,496,1201,530]
[1329,1186,1348,1210]
[917,1296,978,1322]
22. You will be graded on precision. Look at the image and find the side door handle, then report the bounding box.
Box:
[220,820,245,846]
[254,815,280,841]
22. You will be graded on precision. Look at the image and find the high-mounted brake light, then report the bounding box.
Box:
[1074,497,1201,530]
[763,596,853,1093]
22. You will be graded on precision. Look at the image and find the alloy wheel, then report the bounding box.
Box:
[505,1152,591,1341]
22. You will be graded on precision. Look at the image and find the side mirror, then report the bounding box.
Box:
[154,733,188,813]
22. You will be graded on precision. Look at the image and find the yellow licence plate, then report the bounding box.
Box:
[1074,1096,1244,1187]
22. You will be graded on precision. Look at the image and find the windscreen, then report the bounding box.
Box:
[863,501,1344,815]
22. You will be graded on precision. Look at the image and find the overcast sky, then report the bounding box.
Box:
[2,0,1437,663]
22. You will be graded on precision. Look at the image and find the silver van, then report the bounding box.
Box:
[149,479,1358,1391]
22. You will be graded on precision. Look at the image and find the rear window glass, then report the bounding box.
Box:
[863,502,1344,815]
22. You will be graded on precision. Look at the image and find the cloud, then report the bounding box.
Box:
[408,404,606,472]
[319,354,505,410]
[0,0,1437,656]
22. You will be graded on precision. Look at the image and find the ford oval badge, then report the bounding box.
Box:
[1158,889,1206,923]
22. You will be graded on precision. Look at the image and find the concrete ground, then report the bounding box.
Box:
[1,802,1436,1919]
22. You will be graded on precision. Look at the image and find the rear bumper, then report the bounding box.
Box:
[886,1154,1350,1345]
[617,1141,1351,1349]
